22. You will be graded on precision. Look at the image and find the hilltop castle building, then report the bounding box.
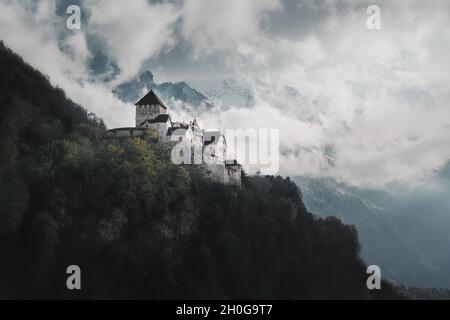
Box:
[106,90,242,186]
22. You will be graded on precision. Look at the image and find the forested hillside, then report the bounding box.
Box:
[0,42,402,299]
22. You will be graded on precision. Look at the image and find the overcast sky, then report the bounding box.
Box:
[1,0,450,187]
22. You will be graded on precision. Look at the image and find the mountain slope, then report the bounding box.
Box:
[0,42,403,299]
[0,40,105,240]
[295,176,450,289]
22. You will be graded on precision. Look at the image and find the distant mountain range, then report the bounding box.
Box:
[188,78,256,109]
[114,71,321,123]
[189,78,327,123]
[113,70,213,112]
[295,175,450,289]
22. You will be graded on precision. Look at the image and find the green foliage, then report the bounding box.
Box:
[0,41,403,299]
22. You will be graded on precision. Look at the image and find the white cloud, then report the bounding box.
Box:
[63,32,91,65]
[0,0,134,128]
[181,0,280,57]
[84,0,180,83]
[180,0,450,187]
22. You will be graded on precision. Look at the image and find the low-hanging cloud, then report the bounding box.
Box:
[84,0,180,83]
[0,0,134,128]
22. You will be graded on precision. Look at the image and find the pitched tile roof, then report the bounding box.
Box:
[135,90,167,109]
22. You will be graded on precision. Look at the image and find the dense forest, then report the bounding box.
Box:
[0,41,403,299]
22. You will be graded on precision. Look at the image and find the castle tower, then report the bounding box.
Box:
[135,90,167,127]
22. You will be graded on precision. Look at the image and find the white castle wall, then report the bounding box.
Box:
[142,121,171,142]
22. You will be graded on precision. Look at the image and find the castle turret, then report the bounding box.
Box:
[135,90,167,127]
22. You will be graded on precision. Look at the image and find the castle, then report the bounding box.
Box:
[106,90,242,186]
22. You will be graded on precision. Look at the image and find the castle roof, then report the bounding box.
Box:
[135,90,167,109]
[167,122,192,136]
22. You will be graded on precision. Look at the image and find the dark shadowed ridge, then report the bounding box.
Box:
[0,42,404,299]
